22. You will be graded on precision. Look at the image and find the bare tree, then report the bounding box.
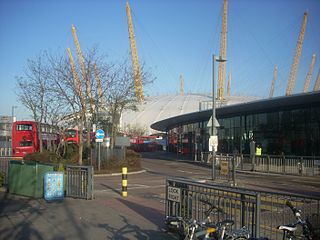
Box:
[16,52,50,153]
[16,48,154,165]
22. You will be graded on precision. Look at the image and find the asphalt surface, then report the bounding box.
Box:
[1,151,319,240]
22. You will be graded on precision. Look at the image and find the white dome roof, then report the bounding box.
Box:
[121,93,260,135]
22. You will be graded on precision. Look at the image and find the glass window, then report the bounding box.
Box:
[20,141,33,147]
[16,124,33,131]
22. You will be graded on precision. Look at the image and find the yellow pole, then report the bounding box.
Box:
[122,167,128,197]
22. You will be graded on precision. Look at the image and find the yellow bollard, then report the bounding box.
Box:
[122,167,128,197]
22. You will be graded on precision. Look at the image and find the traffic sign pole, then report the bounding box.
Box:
[95,129,105,171]
[98,142,101,171]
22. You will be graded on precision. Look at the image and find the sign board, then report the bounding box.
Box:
[209,135,218,152]
[95,138,103,143]
[95,129,105,139]
[44,172,64,201]
[220,161,229,175]
[115,136,130,147]
[207,116,220,127]
[167,186,181,203]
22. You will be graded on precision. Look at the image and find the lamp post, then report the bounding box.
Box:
[211,54,226,180]
[11,106,17,123]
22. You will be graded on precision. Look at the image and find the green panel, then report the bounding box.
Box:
[9,161,54,198]
[35,164,54,198]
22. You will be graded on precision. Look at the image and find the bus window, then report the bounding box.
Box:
[20,141,33,147]
[16,124,33,131]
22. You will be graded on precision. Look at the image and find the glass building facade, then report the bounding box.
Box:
[153,92,320,157]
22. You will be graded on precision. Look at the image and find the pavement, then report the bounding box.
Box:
[0,186,175,240]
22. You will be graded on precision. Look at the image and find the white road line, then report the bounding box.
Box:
[177,170,193,174]
[95,184,166,192]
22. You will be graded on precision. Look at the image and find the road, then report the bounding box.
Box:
[92,152,320,238]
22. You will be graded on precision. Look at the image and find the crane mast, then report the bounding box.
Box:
[67,48,86,111]
[217,0,228,100]
[180,75,184,96]
[285,12,308,96]
[313,68,320,91]
[269,66,278,98]
[227,73,231,97]
[71,25,94,110]
[303,54,316,93]
[126,1,144,102]
[93,63,104,99]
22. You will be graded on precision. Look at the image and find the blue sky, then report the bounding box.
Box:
[0,0,319,120]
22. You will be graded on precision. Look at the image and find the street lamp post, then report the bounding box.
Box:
[11,106,17,123]
[211,54,226,180]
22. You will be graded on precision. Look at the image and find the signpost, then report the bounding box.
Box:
[167,186,181,203]
[95,129,105,142]
[95,129,105,171]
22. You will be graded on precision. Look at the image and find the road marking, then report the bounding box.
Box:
[95,184,166,193]
[177,170,193,174]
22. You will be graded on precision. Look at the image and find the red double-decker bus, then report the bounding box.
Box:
[12,121,40,157]
[64,129,95,145]
[12,121,60,157]
[64,129,79,144]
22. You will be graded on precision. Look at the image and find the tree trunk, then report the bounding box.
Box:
[38,122,43,153]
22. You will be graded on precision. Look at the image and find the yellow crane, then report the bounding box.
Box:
[126,1,144,102]
[71,24,94,110]
[285,12,308,96]
[180,75,184,96]
[67,48,86,111]
[93,63,104,100]
[303,54,316,93]
[269,66,278,98]
[227,73,231,97]
[313,68,320,91]
[217,0,228,100]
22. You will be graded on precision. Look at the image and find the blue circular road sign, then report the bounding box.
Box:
[95,129,105,139]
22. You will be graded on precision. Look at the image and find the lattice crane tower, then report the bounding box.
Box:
[217,0,228,100]
[67,48,86,111]
[314,68,320,91]
[126,1,144,102]
[93,64,104,100]
[71,25,94,111]
[303,54,316,93]
[227,73,231,97]
[285,12,308,96]
[180,75,184,96]
[269,66,278,98]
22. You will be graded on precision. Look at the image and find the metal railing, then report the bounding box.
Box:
[65,165,94,200]
[199,152,320,176]
[166,177,320,239]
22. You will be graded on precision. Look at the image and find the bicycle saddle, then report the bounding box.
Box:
[277,224,297,232]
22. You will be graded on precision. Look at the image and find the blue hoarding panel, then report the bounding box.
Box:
[44,172,64,201]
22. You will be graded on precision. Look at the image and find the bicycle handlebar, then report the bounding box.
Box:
[201,199,224,214]
[286,201,301,218]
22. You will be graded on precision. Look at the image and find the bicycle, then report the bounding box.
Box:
[165,200,250,240]
[200,200,250,240]
[277,200,313,240]
[165,215,217,239]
